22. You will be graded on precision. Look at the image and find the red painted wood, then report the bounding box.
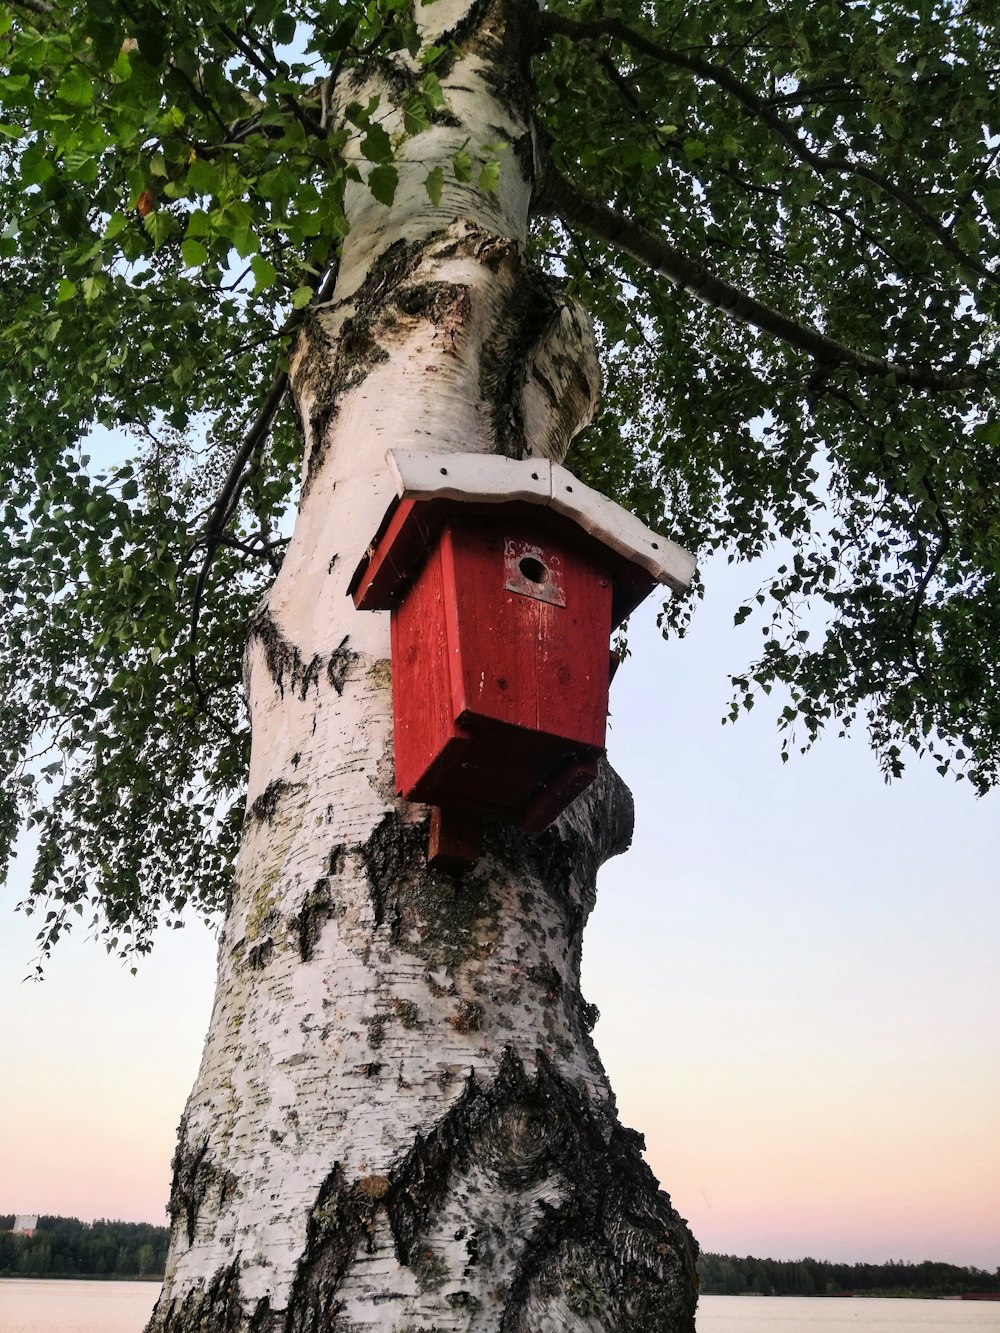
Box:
[427,807,483,870]
[390,534,461,800]
[351,496,657,628]
[387,512,614,827]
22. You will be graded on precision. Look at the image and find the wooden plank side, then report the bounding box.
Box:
[391,538,456,799]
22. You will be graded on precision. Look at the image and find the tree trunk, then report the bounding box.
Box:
[147,1,698,1328]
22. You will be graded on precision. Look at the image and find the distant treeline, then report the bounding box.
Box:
[0,1215,169,1279]
[698,1252,1000,1299]
[3,1214,998,1295]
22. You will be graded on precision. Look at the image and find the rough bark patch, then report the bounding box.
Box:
[167,1117,240,1248]
[147,1261,273,1333]
[286,1049,698,1332]
[295,877,336,962]
[478,264,560,457]
[248,778,303,826]
[358,809,428,932]
[283,1164,383,1333]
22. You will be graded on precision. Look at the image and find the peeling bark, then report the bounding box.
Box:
[148,0,696,1327]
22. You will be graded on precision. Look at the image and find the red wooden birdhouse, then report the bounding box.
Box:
[350,451,695,866]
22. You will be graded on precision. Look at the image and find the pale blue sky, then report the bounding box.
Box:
[1,551,998,1269]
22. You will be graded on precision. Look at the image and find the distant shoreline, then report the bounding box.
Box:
[0,1274,163,1283]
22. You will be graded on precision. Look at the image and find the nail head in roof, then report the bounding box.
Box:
[651,542,659,549]
[440,467,448,475]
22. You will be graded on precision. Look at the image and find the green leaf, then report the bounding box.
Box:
[251,254,277,292]
[56,65,93,107]
[421,71,445,108]
[104,211,128,241]
[478,159,500,193]
[291,285,313,308]
[360,123,393,164]
[185,158,223,198]
[81,274,108,303]
[424,165,444,207]
[367,164,398,206]
[142,210,176,249]
[55,279,76,304]
[453,149,473,183]
[403,96,431,137]
[273,12,296,44]
[181,239,209,268]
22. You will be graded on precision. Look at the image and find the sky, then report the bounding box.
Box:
[1,552,998,1270]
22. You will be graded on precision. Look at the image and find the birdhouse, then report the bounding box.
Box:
[350,451,695,866]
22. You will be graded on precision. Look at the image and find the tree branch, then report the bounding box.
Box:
[7,0,53,14]
[534,148,985,394]
[185,257,341,710]
[539,12,1000,291]
[185,368,289,711]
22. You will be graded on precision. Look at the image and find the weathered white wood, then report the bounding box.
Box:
[549,463,697,592]
[385,449,553,506]
[386,449,697,592]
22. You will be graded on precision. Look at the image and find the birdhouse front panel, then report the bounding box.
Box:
[390,514,613,826]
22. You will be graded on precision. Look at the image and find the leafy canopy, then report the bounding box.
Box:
[0,0,997,963]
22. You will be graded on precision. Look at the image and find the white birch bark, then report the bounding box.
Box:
[148,1,697,1328]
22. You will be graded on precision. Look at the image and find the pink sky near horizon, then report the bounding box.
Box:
[2,566,998,1272]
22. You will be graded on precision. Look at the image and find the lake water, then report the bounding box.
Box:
[699,1295,1000,1330]
[0,1279,158,1332]
[1,1282,999,1331]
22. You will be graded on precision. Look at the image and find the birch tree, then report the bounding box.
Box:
[1,0,997,1328]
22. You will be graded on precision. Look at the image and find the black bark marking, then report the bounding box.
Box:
[383,1050,696,1328]
[358,808,428,932]
[449,997,485,1032]
[526,960,563,1001]
[363,1015,385,1048]
[299,237,431,499]
[248,778,301,826]
[296,880,334,963]
[472,0,539,125]
[293,841,348,963]
[479,265,562,457]
[246,937,275,970]
[491,1055,698,1332]
[326,635,356,696]
[146,1260,274,1333]
[250,611,357,702]
[284,1164,380,1333]
[392,280,471,328]
[167,1122,217,1247]
[393,997,420,1027]
[250,609,322,700]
